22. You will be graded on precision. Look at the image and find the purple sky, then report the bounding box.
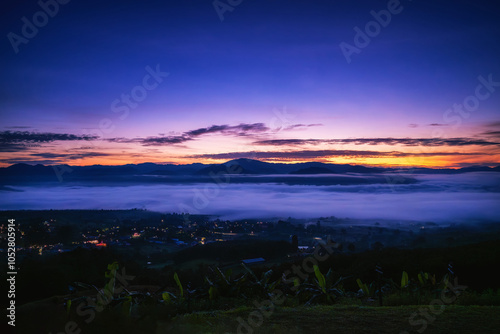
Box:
[1,0,499,167]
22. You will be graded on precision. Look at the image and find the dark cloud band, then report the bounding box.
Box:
[190,149,484,161]
[109,123,270,146]
[254,137,500,147]
[0,131,99,143]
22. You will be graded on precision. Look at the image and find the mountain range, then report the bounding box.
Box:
[1,159,499,185]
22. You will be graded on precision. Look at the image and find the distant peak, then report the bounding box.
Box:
[225,158,263,164]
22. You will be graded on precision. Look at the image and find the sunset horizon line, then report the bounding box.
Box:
[3,157,499,170]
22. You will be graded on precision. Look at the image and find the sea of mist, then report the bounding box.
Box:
[1,172,499,224]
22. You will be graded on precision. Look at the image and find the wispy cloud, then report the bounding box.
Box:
[283,123,323,131]
[0,131,99,143]
[254,137,500,147]
[185,123,269,137]
[140,136,193,145]
[0,151,113,165]
[108,123,270,146]
[0,143,41,152]
[107,122,322,147]
[480,121,500,138]
[485,121,500,128]
[190,149,483,161]
[0,131,99,153]
[0,158,61,165]
[30,152,111,160]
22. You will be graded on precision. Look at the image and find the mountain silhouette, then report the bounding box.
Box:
[0,159,498,185]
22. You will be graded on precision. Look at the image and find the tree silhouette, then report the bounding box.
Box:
[291,235,298,251]
[347,243,356,252]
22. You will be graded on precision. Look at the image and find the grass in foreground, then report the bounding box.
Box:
[157,305,500,334]
[18,300,499,334]
[158,305,500,334]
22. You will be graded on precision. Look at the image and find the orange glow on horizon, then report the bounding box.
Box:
[2,149,498,169]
